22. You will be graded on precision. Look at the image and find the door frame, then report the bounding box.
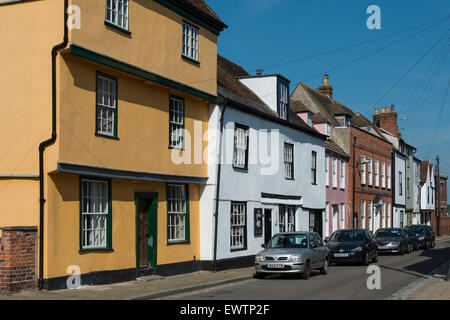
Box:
[135,192,158,277]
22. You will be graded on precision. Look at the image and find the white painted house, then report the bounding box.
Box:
[419,161,435,226]
[199,56,327,269]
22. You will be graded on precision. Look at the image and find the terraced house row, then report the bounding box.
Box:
[0,0,448,293]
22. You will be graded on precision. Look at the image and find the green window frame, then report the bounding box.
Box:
[96,72,118,139]
[169,95,185,149]
[79,177,113,252]
[166,183,190,244]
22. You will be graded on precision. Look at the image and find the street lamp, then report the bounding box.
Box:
[352,135,371,229]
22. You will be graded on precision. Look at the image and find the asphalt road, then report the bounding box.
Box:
[160,238,450,300]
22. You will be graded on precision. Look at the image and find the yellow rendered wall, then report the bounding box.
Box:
[70,0,218,95]
[0,0,63,227]
[58,54,209,178]
[45,173,200,279]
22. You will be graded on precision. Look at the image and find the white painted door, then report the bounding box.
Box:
[374,208,380,233]
[332,205,338,234]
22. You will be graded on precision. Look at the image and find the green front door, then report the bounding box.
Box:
[136,195,158,275]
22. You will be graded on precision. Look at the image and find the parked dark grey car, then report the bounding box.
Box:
[326,229,378,265]
[403,226,419,251]
[408,224,435,249]
[254,232,330,279]
[374,228,409,254]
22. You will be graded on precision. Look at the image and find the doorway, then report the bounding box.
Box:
[135,193,158,277]
[264,209,272,245]
[309,210,323,238]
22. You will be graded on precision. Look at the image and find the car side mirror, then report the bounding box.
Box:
[324,239,328,244]
[261,244,266,248]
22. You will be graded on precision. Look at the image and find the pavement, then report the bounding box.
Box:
[1,234,449,300]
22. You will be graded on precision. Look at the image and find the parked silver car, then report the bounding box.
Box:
[254,232,330,279]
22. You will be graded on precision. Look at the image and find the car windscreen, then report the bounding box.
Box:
[409,225,425,234]
[329,230,365,242]
[375,230,402,238]
[267,234,308,249]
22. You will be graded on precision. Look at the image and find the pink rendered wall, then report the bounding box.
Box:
[325,153,349,236]
[297,112,309,125]
[313,123,326,135]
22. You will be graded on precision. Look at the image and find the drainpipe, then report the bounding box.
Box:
[212,99,227,271]
[38,0,69,290]
[352,135,357,229]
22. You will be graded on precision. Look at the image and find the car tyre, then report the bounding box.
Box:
[372,250,378,263]
[431,241,435,248]
[407,244,411,254]
[301,261,311,279]
[320,259,329,275]
[363,253,370,266]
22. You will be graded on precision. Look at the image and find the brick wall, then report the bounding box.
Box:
[0,227,37,293]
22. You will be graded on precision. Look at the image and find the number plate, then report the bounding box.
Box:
[334,253,349,257]
[267,263,285,269]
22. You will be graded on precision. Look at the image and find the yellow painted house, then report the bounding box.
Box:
[0,0,226,289]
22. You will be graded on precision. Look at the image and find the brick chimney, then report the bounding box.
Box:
[373,104,401,137]
[318,74,333,99]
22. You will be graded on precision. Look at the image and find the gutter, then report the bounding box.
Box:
[212,98,227,271]
[38,0,68,290]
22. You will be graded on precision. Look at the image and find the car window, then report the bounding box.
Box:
[267,234,308,249]
[330,230,365,242]
[314,233,324,247]
[375,229,402,238]
[309,234,317,248]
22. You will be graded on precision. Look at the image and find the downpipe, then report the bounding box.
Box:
[38,0,69,290]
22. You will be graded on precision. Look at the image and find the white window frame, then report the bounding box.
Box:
[105,0,129,30]
[325,155,329,187]
[375,160,380,187]
[233,124,249,169]
[167,184,189,243]
[230,202,246,250]
[331,157,337,188]
[368,158,373,186]
[279,205,296,233]
[340,160,345,190]
[399,171,403,196]
[96,74,117,137]
[169,96,185,149]
[368,201,373,232]
[279,82,288,120]
[361,200,366,229]
[311,151,317,184]
[361,155,366,185]
[340,203,345,229]
[284,143,294,179]
[381,162,386,189]
[182,21,199,61]
[81,179,109,250]
[387,164,392,190]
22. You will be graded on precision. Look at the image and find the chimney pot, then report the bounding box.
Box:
[386,106,390,113]
[374,107,378,115]
[391,104,395,112]
[381,107,386,113]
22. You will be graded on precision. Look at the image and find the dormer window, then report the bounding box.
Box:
[278,81,289,120]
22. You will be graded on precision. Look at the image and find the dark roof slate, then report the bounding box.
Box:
[182,0,227,28]
[325,139,349,159]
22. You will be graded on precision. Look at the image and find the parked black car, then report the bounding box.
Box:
[408,225,435,249]
[326,229,378,266]
[374,228,409,255]
[403,226,419,251]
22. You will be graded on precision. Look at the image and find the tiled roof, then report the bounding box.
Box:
[328,102,354,116]
[182,0,227,28]
[217,55,325,138]
[325,139,349,159]
[312,113,328,124]
[290,100,310,113]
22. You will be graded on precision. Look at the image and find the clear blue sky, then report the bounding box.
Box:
[209,0,450,202]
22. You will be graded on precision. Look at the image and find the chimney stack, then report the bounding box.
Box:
[318,74,333,99]
[373,104,401,137]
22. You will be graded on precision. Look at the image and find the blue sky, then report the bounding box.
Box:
[208,0,450,202]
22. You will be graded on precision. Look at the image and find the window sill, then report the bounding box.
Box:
[285,178,295,181]
[233,166,249,172]
[230,247,248,253]
[181,55,200,65]
[79,248,113,254]
[95,133,120,140]
[169,145,185,151]
[167,240,190,246]
[104,21,132,36]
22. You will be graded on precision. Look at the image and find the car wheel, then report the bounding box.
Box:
[431,241,435,248]
[400,245,405,255]
[301,261,311,279]
[253,272,266,279]
[320,259,329,275]
[407,244,411,254]
[372,250,378,263]
[363,253,370,266]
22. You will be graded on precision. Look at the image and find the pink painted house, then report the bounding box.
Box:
[292,100,349,238]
